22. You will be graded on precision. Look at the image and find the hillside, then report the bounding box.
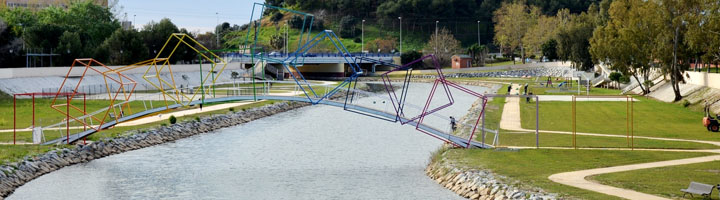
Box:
[224,15,428,54]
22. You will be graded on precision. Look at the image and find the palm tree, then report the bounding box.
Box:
[467,44,488,67]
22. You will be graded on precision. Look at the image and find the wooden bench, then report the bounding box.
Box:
[681,182,715,199]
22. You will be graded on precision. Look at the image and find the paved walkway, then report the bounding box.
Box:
[537,95,639,102]
[118,101,259,126]
[548,155,720,200]
[497,91,720,200]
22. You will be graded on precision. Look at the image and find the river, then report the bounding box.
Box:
[9,83,495,199]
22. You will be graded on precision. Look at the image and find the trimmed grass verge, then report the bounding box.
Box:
[443,148,713,200]
[590,160,720,200]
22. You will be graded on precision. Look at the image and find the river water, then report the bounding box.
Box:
[9,83,494,200]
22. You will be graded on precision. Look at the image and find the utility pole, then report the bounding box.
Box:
[398,17,402,56]
[133,14,136,29]
[362,19,365,54]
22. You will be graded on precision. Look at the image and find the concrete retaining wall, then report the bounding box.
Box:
[0,63,245,79]
[0,63,248,95]
[684,71,720,89]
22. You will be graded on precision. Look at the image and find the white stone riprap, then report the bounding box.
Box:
[426,149,557,200]
[0,101,309,198]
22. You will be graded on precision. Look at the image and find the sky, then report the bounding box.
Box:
[116,0,264,34]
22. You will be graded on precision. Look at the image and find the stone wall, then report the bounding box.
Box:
[0,101,309,198]
[426,149,557,200]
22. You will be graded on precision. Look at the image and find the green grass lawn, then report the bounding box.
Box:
[442,148,714,200]
[85,100,282,141]
[0,144,72,165]
[591,161,720,200]
[520,98,720,142]
[481,131,718,149]
[0,99,283,164]
[0,98,165,130]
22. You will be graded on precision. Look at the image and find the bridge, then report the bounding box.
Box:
[43,93,492,148]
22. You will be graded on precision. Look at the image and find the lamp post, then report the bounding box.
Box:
[216,12,219,48]
[361,19,365,54]
[398,17,402,56]
[435,21,439,54]
[477,21,481,46]
[133,15,136,29]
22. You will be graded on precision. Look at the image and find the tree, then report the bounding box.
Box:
[653,0,700,101]
[195,32,220,50]
[590,0,659,94]
[56,31,83,66]
[367,37,396,53]
[494,2,533,64]
[557,5,599,71]
[98,29,148,65]
[339,15,358,38]
[467,44,488,66]
[685,0,720,73]
[425,28,461,67]
[609,72,622,89]
[523,13,559,58]
[0,18,22,67]
[541,39,558,60]
[140,18,195,64]
[401,50,423,69]
[269,32,286,51]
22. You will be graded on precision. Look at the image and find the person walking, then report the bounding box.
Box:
[507,84,512,94]
[546,76,552,88]
[449,116,457,131]
[523,83,529,95]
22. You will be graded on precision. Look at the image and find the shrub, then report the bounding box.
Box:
[354,37,361,43]
[229,107,235,112]
[169,115,177,124]
[619,76,631,84]
[682,100,691,107]
[401,51,424,69]
[160,123,167,127]
[270,12,284,22]
[195,116,201,122]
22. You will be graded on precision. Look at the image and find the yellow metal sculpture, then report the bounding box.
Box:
[141,33,227,107]
[51,58,137,130]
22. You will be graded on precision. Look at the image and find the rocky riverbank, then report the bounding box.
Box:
[426,149,557,200]
[0,101,309,198]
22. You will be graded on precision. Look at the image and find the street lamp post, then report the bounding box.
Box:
[216,12,219,48]
[477,21,481,46]
[435,21,439,54]
[133,15,136,29]
[362,19,365,54]
[398,17,402,56]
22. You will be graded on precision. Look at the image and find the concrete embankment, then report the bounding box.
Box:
[0,101,309,198]
[426,149,557,200]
